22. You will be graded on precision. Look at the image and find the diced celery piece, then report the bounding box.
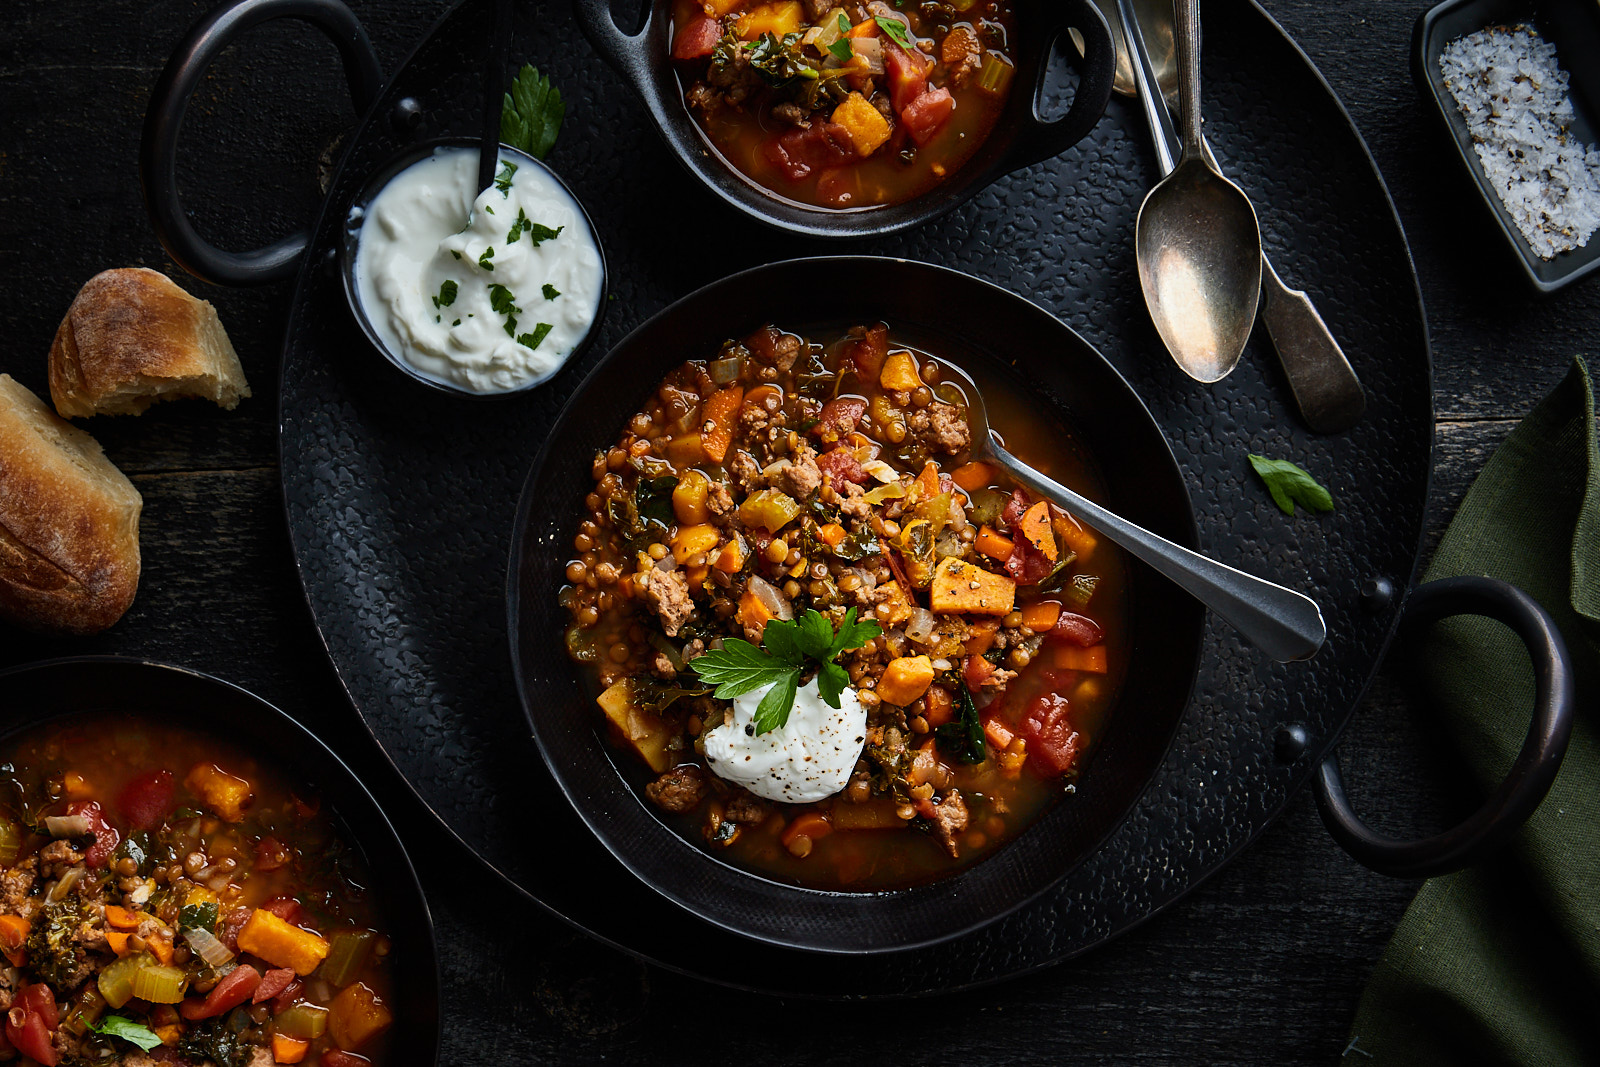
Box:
[61,984,106,1036]
[98,956,144,1009]
[317,929,376,988]
[1063,572,1100,607]
[130,963,187,1004]
[977,53,1014,95]
[274,1003,329,1041]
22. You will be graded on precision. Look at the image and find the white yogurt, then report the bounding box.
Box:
[352,146,603,393]
[703,677,867,804]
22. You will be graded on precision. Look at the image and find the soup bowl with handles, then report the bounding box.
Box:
[573,0,1118,237]
[508,256,1206,953]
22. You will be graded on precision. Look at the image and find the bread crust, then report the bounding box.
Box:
[49,268,250,417]
[0,375,141,634]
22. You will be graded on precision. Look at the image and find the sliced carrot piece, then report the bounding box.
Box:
[781,812,833,847]
[950,461,993,491]
[1020,600,1062,632]
[0,914,29,967]
[700,385,744,464]
[271,1034,310,1064]
[975,525,1014,561]
[983,717,1015,750]
[923,685,954,728]
[913,460,941,503]
[1019,501,1057,562]
[105,929,131,957]
[1051,506,1098,557]
[103,905,140,930]
[817,523,847,547]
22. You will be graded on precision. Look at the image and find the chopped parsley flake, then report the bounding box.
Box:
[494,160,518,195]
[478,247,495,271]
[518,322,555,350]
[542,283,560,300]
[431,280,458,309]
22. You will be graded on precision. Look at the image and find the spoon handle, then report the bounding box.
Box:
[1259,257,1366,433]
[984,440,1326,662]
[478,0,514,194]
[1174,0,1203,160]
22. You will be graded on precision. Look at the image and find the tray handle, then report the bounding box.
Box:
[140,0,384,287]
[1315,576,1576,878]
[1001,0,1117,171]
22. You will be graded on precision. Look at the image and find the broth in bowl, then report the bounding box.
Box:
[560,322,1127,891]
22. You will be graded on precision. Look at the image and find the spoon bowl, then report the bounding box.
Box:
[932,355,1325,662]
[1133,0,1262,383]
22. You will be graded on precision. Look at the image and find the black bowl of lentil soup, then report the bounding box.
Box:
[0,657,439,1066]
[508,257,1203,954]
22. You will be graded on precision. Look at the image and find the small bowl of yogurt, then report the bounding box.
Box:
[343,139,607,396]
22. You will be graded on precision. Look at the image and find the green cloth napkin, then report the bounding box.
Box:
[1344,358,1600,1065]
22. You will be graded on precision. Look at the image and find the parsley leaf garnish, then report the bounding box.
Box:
[517,322,554,350]
[487,283,517,316]
[874,15,914,49]
[542,283,560,300]
[89,1016,163,1052]
[1248,455,1334,516]
[692,607,881,734]
[837,12,851,33]
[827,36,854,61]
[178,902,218,932]
[494,160,517,195]
[478,246,495,271]
[431,280,457,309]
[501,65,566,160]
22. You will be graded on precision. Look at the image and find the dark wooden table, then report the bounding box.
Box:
[2,0,1596,1061]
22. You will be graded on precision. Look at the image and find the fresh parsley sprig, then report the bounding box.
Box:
[692,607,881,735]
[1248,455,1334,516]
[874,15,915,50]
[501,65,565,160]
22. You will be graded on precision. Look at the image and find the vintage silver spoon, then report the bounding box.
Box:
[1115,0,1366,432]
[934,358,1326,662]
[1133,0,1262,383]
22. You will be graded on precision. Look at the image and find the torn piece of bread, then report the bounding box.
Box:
[0,375,142,634]
[49,267,251,417]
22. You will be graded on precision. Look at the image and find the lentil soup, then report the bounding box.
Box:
[560,322,1128,891]
[0,715,395,1067]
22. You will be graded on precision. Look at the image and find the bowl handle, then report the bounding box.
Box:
[573,0,655,87]
[1314,576,1576,878]
[140,0,384,287]
[1000,0,1118,171]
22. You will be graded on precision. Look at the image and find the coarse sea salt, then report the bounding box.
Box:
[1440,24,1600,259]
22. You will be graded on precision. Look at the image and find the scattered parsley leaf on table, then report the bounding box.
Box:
[501,65,565,160]
[1248,455,1334,516]
[89,1016,163,1052]
[692,607,881,734]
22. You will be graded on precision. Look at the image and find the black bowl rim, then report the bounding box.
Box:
[506,254,1205,955]
[0,655,443,1060]
[338,136,611,398]
[1412,0,1600,293]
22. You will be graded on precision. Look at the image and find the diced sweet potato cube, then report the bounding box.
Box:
[671,523,720,564]
[878,350,922,392]
[877,655,935,706]
[673,471,711,524]
[236,909,330,976]
[665,433,707,466]
[930,557,1016,615]
[831,92,892,156]
[328,981,393,1052]
[737,1,803,39]
[597,681,675,773]
[184,763,253,823]
[950,461,993,491]
[1019,501,1057,562]
[873,580,916,627]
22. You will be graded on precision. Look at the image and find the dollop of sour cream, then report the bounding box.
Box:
[352,146,602,393]
[703,677,867,804]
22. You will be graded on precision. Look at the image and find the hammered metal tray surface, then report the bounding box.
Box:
[279,0,1431,995]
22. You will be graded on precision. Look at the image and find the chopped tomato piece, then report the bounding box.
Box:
[322,1051,372,1067]
[813,396,867,440]
[1049,611,1105,647]
[116,769,174,832]
[181,963,261,1021]
[1004,534,1055,584]
[66,799,119,869]
[6,1010,54,1066]
[961,653,996,693]
[901,87,955,146]
[842,324,889,381]
[1019,693,1082,777]
[764,122,855,181]
[884,42,929,113]
[254,835,290,872]
[18,983,57,1031]
[816,447,868,485]
[253,967,297,1005]
[672,15,722,59]
[261,895,306,925]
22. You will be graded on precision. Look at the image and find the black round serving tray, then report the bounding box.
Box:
[278,0,1431,995]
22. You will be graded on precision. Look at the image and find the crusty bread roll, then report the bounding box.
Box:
[49,268,250,417]
[0,375,142,634]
